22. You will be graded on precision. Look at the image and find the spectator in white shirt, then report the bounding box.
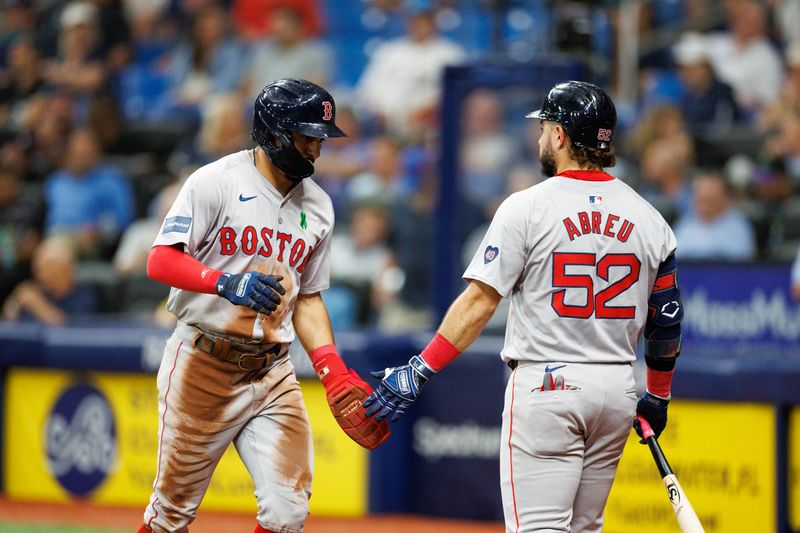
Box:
[242,7,333,99]
[356,8,465,141]
[704,0,784,117]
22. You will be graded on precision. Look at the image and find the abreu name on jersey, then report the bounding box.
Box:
[218,225,314,273]
[562,210,635,243]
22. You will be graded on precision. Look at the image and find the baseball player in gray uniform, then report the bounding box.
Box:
[365,81,684,532]
[138,79,388,533]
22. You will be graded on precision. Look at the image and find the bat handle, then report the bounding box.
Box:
[636,415,656,439]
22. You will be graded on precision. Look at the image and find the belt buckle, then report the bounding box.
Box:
[237,353,268,371]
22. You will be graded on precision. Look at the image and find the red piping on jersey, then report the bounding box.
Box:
[508,367,520,533]
[147,245,222,294]
[147,341,182,530]
[558,170,615,182]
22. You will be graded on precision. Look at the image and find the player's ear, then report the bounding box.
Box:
[554,124,567,149]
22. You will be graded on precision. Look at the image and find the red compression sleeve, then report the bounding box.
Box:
[420,333,462,371]
[646,367,674,398]
[309,344,347,385]
[147,245,223,294]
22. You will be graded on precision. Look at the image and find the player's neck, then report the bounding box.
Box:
[253,148,298,197]
[556,158,602,174]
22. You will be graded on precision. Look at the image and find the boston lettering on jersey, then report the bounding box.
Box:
[562,211,634,242]
[218,225,313,273]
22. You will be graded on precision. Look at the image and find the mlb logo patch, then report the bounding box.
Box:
[589,195,603,205]
[484,245,499,264]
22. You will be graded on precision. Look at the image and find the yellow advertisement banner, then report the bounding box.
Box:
[605,400,775,533]
[790,407,800,530]
[4,368,367,516]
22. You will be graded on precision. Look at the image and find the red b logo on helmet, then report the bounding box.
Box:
[322,101,333,121]
[597,128,612,141]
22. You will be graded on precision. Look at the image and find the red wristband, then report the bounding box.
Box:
[646,367,674,398]
[308,344,347,384]
[420,333,461,372]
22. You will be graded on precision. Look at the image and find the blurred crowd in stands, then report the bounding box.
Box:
[0,0,799,331]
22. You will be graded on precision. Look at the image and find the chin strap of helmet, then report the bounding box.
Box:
[252,115,314,182]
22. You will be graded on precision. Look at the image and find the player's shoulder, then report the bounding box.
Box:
[196,150,250,178]
[506,177,565,206]
[184,150,250,186]
[614,179,671,225]
[300,178,333,207]
[499,186,538,211]
[298,178,335,220]
[494,178,563,211]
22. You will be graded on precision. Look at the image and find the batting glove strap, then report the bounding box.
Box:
[215,272,231,296]
[410,354,436,383]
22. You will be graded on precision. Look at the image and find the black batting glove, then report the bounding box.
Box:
[634,391,669,443]
[216,272,285,315]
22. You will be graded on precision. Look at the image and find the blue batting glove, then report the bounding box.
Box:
[364,355,436,422]
[634,391,669,443]
[216,272,285,315]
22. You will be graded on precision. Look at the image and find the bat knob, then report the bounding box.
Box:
[636,415,656,439]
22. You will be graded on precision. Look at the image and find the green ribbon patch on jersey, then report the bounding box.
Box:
[300,211,307,230]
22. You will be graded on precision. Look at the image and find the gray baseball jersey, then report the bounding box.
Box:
[464,172,676,364]
[144,148,330,532]
[153,149,333,342]
[471,170,677,532]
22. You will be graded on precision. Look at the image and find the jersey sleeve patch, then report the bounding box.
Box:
[163,216,192,234]
[483,245,499,264]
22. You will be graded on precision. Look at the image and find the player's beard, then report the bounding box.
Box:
[540,137,557,177]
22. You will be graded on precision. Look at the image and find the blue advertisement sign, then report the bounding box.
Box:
[680,263,800,360]
[45,383,117,496]
[408,353,506,521]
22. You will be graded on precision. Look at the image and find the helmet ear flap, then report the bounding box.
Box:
[251,111,288,151]
[252,110,314,182]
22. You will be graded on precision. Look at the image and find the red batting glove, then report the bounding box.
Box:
[309,344,348,386]
[309,344,390,449]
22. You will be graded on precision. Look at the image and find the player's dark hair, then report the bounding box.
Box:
[569,145,617,169]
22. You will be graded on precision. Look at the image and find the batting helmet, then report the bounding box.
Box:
[526,81,616,151]
[252,78,347,182]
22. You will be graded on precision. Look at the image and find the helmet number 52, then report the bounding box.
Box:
[551,252,641,319]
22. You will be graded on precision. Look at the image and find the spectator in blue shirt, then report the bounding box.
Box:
[674,171,756,261]
[673,32,742,140]
[164,4,245,120]
[44,127,134,257]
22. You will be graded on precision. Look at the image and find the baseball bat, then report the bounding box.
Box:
[636,416,705,533]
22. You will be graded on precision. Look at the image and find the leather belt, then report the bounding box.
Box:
[507,360,518,370]
[194,333,283,371]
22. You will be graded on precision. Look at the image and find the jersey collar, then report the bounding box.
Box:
[558,170,615,182]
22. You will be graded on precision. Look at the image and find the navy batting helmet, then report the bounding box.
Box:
[252,78,346,182]
[526,81,616,151]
